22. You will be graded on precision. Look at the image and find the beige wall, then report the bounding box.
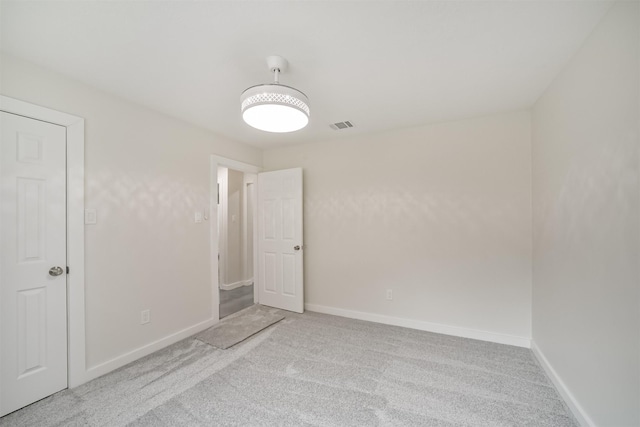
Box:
[226,168,244,285]
[532,2,639,425]
[0,54,261,368]
[264,111,533,341]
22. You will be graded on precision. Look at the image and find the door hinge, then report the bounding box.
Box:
[66,266,70,274]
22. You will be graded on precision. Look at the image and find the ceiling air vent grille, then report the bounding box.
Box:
[330,121,354,130]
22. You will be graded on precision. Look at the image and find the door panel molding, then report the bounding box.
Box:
[0,96,86,389]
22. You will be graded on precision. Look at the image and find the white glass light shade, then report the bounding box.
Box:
[241,84,310,133]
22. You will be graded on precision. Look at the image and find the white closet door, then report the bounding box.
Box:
[1,112,68,416]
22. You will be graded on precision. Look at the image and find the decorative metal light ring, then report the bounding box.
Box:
[241,93,310,116]
[240,84,310,116]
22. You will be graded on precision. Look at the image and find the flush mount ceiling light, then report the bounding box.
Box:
[241,55,310,133]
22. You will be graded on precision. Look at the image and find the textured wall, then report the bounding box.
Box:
[1,54,261,368]
[225,168,244,285]
[264,111,532,340]
[532,2,640,425]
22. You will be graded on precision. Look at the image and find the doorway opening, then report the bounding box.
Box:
[209,156,304,321]
[217,167,256,318]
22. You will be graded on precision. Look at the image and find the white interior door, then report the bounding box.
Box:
[1,112,68,416]
[257,168,303,313]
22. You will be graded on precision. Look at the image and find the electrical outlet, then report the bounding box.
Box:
[141,309,150,325]
[84,209,97,225]
[386,289,393,300]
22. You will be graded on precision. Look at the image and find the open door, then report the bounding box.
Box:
[257,168,303,313]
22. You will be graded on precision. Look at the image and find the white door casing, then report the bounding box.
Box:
[243,177,255,286]
[258,168,304,313]
[0,112,68,416]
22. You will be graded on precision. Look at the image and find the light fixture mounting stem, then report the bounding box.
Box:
[273,68,280,84]
[266,55,288,75]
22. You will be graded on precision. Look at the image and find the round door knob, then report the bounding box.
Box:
[49,266,64,276]
[294,245,301,251]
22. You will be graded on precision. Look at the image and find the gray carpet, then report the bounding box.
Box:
[220,285,254,319]
[197,304,284,349]
[0,311,578,427]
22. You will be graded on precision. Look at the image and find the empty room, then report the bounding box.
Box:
[0,1,638,426]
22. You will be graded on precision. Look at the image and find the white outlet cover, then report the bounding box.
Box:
[195,212,203,223]
[141,309,150,324]
[85,209,97,224]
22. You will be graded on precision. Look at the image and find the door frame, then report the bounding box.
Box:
[217,167,228,290]
[210,155,260,320]
[0,95,86,388]
[242,174,256,289]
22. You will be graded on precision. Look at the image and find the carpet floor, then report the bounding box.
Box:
[0,310,577,426]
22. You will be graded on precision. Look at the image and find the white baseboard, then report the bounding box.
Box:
[531,341,594,427]
[82,317,216,383]
[305,303,531,348]
[220,279,253,291]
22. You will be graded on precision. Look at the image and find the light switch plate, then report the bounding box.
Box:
[85,209,97,225]
[194,212,203,223]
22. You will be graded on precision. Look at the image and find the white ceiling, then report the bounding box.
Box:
[1,1,612,148]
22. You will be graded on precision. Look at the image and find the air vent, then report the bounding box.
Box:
[330,120,354,130]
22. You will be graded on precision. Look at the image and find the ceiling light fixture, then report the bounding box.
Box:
[240,55,310,133]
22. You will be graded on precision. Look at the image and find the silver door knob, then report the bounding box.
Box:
[49,266,64,276]
[294,245,301,251]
